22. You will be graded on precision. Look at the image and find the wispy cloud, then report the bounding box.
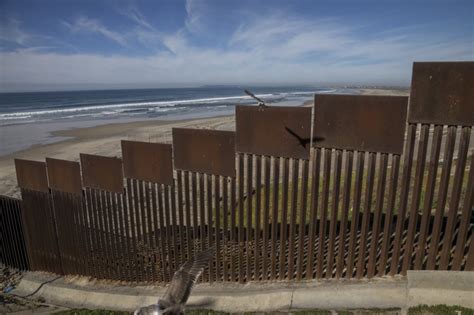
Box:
[0,18,30,45]
[63,16,128,47]
[117,5,154,31]
[185,0,207,34]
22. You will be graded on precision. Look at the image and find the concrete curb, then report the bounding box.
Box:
[9,271,474,313]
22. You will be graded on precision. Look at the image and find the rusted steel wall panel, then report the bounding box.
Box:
[409,62,474,126]
[236,105,312,159]
[313,95,408,154]
[121,140,174,185]
[46,158,82,195]
[51,190,88,276]
[14,159,49,193]
[173,128,236,177]
[21,189,63,274]
[0,196,29,270]
[80,154,124,193]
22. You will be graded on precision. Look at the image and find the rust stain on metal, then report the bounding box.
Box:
[121,140,173,185]
[46,158,82,194]
[313,94,408,154]
[172,128,236,177]
[409,62,474,126]
[80,154,124,193]
[14,159,49,192]
[236,105,311,159]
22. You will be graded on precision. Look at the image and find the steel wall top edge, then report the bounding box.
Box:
[121,140,173,185]
[79,153,124,193]
[14,159,49,193]
[45,157,82,194]
[172,128,236,177]
[235,105,312,159]
[409,61,474,126]
[313,94,408,154]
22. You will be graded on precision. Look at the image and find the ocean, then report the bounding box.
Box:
[0,86,338,155]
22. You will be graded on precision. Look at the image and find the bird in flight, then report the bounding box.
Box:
[244,89,267,110]
[134,249,214,315]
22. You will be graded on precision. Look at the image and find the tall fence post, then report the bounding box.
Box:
[312,94,408,278]
[173,128,236,283]
[235,105,312,281]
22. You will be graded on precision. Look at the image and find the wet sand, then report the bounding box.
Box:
[0,115,235,197]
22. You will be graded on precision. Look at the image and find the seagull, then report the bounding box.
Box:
[244,89,267,110]
[134,249,214,315]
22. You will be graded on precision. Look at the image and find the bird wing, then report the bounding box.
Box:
[162,248,214,305]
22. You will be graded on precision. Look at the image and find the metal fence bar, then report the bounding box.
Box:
[125,179,139,282]
[206,174,214,282]
[403,124,429,274]
[270,156,280,280]
[378,154,400,276]
[346,151,364,278]
[413,125,443,270]
[237,154,245,283]
[254,156,262,280]
[317,149,331,278]
[279,157,290,280]
[287,158,299,280]
[262,155,271,280]
[439,127,471,269]
[306,149,321,279]
[245,153,253,281]
[452,153,474,270]
[427,126,457,269]
[336,151,353,278]
[296,158,309,280]
[214,175,222,281]
[222,176,229,281]
[367,153,388,278]
[229,176,237,281]
[327,150,342,278]
[390,125,416,275]
[356,152,376,279]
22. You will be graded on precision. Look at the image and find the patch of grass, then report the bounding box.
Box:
[408,305,474,315]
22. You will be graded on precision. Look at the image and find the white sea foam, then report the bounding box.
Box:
[0,90,329,122]
[0,94,274,118]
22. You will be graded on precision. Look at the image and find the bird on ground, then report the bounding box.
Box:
[244,89,267,110]
[134,248,214,315]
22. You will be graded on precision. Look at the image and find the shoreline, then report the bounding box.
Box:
[0,114,235,197]
[0,88,409,197]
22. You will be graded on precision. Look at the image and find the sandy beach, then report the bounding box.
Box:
[0,88,409,197]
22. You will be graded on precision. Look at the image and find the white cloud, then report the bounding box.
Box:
[1,11,472,91]
[64,16,128,47]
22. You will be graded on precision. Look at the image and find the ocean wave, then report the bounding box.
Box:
[0,93,279,119]
[0,89,331,123]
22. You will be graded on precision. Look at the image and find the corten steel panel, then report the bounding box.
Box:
[46,158,82,194]
[172,128,236,177]
[80,154,124,193]
[236,105,312,159]
[409,62,474,126]
[313,94,408,154]
[14,159,49,192]
[121,140,173,185]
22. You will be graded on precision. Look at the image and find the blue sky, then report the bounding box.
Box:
[0,0,472,91]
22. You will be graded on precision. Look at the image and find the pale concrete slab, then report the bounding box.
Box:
[7,271,474,313]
